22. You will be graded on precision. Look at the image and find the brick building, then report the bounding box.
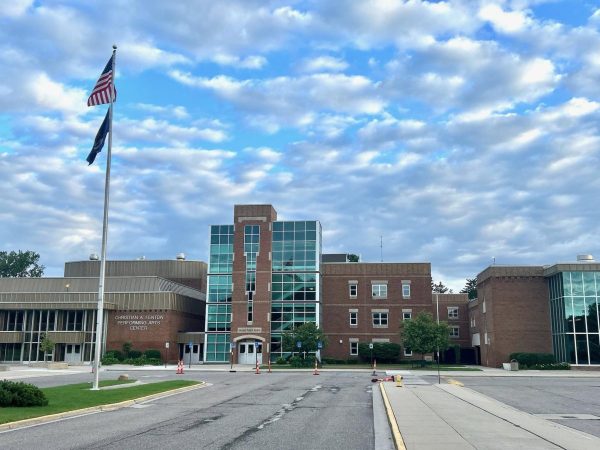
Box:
[470,256,600,367]
[204,204,472,364]
[0,259,206,364]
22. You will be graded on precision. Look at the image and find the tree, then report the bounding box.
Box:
[281,322,327,354]
[0,251,45,278]
[347,254,360,262]
[460,277,478,300]
[40,334,55,361]
[431,280,452,293]
[400,312,450,362]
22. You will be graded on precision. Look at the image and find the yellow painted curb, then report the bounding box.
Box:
[0,382,206,432]
[447,379,464,387]
[379,382,406,450]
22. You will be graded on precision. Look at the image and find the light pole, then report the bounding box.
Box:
[436,292,441,385]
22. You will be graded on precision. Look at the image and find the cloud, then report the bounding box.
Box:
[300,56,348,73]
[169,71,384,129]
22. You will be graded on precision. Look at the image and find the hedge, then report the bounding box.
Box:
[509,352,555,368]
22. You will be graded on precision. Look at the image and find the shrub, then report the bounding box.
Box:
[101,355,120,365]
[145,358,162,366]
[346,359,359,364]
[357,343,401,363]
[275,357,287,365]
[288,355,315,367]
[509,352,555,368]
[128,350,143,359]
[104,350,124,361]
[144,349,162,360]
[0,380,48,407]
[322,357,346,365]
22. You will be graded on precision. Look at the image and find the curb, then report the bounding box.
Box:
[379,382,406,450]
[0,382,207,432]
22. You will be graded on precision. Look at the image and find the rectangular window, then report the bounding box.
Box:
[448,307,459,319]
[349,284,357,298]
[349,311,358,326]
[403,311,412,321]
[450,326,460,338]
[402,282,411,298]
[371,283,387,298]
[372,312,388,327]
[404,348,413,357]
[350,342,358,355]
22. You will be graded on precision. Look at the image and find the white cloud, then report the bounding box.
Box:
[478,4,531,34]
[301,56,348,73]
[0,0,33,18]
[212,54,267,69]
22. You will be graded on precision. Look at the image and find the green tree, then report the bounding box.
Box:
[400,312,450,362]
[460,277,478,299]
[431,281,452,293]
[347,254,360,262]
[39,334,55,361]
[0,251,45,277]
[282,322,327,354]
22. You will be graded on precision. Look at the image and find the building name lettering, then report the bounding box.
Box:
[237,327,262,333]
[115,314,164,331]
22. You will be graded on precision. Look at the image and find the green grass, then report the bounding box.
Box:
[0,379,199,425]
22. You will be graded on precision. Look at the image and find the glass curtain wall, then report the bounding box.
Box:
[549,271,600,365]
[205,225,234,362]
[270,221,321,361]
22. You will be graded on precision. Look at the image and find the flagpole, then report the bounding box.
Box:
[92,45,117,390]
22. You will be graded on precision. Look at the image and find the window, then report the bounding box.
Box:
[350,342,358,355]
[450,326,460,338]
[403,311,412,321]
[372,312,388,327]
[349,284,357,298]
[372,283,387,298]
[402,281,411,298]
[448,307,459,319]
[404,348,412,357]
[349,311,358,326]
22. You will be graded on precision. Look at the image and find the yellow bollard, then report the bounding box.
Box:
[395,375,403,388]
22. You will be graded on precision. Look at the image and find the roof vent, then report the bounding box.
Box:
[176,253,186,261]
[577,254,594,262]
[89,253,99,261]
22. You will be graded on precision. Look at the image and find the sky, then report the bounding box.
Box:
[1,0,600,292]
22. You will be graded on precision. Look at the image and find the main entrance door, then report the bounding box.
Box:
[238,341,262,365]
[65,344,81,363]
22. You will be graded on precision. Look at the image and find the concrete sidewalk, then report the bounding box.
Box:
[381,381,600,450]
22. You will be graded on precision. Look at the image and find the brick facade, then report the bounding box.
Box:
[471,266,552,367]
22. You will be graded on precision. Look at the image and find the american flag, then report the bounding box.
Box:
[87,55,117,106]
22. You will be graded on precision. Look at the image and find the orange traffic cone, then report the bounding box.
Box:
[176,360,184,374]
[372,359,377,376]
[268,359,272,373]
[255,360,261,374]
[313,359,320,375]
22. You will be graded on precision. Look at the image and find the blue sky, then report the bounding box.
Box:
[1,0,600,291]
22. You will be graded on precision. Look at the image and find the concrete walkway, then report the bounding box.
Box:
[381,380,600,450]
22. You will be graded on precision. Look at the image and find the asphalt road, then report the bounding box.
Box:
[1,371,388,450]
[429,375,600,439]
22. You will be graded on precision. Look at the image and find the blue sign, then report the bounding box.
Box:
[296,341,302,348]
[231,342,236,349]
[254,341,260,348]
[188,341,193,348]
[317,341,322,349]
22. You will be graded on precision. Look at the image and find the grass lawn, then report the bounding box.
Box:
[0,379,199,425]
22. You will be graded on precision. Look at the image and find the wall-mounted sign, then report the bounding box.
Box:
[114,314,163,331]
[237,327,262,333]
